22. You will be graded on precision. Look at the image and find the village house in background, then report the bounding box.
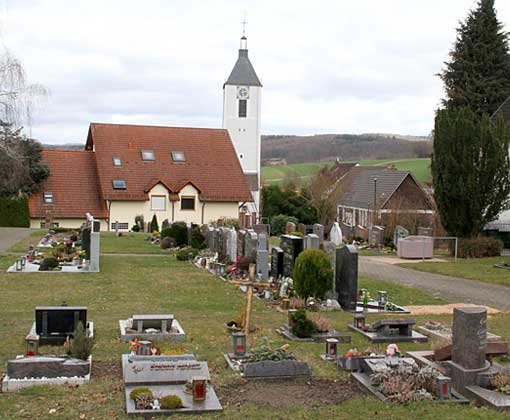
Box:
[28,32,262,231]
[336,164,435,239]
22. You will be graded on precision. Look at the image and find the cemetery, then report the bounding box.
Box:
[0,228,509,418]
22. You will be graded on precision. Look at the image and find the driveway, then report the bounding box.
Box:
[359,256,510,311]
[0,228,31,252]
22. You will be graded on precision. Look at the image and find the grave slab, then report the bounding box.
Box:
[276,325,351,343]
[119,318,185,342]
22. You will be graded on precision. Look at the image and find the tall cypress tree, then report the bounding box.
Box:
[432,108,510,237]
[440,0,510,116]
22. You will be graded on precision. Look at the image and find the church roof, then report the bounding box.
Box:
[225,49,262,87]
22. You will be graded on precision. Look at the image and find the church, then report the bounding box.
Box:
[28,33,263,231]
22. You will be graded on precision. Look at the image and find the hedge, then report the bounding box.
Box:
[0,196,30,227]
[458,237,503,258]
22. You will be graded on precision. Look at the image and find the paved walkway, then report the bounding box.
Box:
[0,228,31,252]
[359,257,510,311]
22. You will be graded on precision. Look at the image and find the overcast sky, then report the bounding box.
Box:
[1,0,510,144]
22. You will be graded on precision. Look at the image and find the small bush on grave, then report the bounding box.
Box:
[70,321,94,360]
[39,257,59,271]
[150,214,159,232]
[176,247,199,261]
[160,237,177,249]
[458,237,503,258]
[190,227,206,249]
[131,224,140,232]
[293,249,333,299]
[270,214,298,236]
[490,373,510,394]
[129,387,153,401]
[161,218,170,231]
[291,310,318,338]
[160,395,183,409]
[161,222,188,247]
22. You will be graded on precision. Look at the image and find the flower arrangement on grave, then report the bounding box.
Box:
[152,341,188,356]
[360,289,371,307]
[160,394,184,409]
[226,308,245,332]
[247,338,295,362]
[130,387,155,410]
[370,363,440,403]
[39,257,60,271]
[385,344,400,357]
[489,373,510,395]
[128,338,142,353]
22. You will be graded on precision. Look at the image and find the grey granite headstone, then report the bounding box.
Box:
[304,234,320,250]
[271,247,284,279]
[335,245,358,311]
[226,228,237,262]
[297,223,307,235]
[237,230,246,257]
[452,307,487,370]
[244,230,258,260]
[322,241,337,298]
[285,222,296,235]
[313,223,325,242]
[132,314,174,332]
[253,224,270,237]
[89,219,100,272]
[7,357,90,379]
[206,227,214,250]
[280,235,304,277]
[256,249,269,280]
[243,360,310,378]
[369,225,385,247]
[257,233,268,251]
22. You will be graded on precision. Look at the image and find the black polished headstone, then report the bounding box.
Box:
[271,247,284,278]
[35,306,87,345]
[335,245,358,311]
[81,227,91,260]
[280,235,304,277]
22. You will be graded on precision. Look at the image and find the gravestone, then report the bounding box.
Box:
[36,306,88,345]
[321,241,337,298]
[418,227,433,237]
[132,314,174,333]
[372,319,415,338]
[448,307,490,394]
[297,223,307,235]
[7,357,90,379]
[369,225,385,247]
[271,247,284,279]
[226,228,237,262]
[304,234,320,250]
[206,227,214,250]
[81,226,91,260]
[253,224,270,237]
[256,249,269,280]
[280,235,304,277]
[312,223,325,242]
[285,222,296,235]
[258,233,268,251]
[237,230,246,257]
[335,245,358,311]
[244,230,258,260]
[89,219,101,272]
[394,225,409,248]
[219,228,229,260]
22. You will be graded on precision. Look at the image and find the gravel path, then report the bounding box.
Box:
[0,228,30,252]
[359,257,510,311]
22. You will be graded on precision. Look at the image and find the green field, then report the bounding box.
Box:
[262,158,432,186]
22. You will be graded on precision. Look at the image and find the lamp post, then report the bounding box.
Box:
[373,177,378,226]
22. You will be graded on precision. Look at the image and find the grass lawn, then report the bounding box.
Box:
[0,238,508,419]
[262,158,431,186]
[399,256,510,287]
[100,232,172,254]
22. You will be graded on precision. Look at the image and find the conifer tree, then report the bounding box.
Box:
[439,0,510,116]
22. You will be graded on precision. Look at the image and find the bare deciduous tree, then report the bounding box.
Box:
[308,166,343,226]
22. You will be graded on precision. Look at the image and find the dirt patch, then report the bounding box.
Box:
[219,378,360,409]
[407,303,501,315]
[91,360,122,380]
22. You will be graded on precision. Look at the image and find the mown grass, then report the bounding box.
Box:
[0,237,508,419]
[262,158,431,186]
[100,232,171,254]
[399,256,510,287]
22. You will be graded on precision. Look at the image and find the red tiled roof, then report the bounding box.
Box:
[29,150,108,218]
[85,123,253,202]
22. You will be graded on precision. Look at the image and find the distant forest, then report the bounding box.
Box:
[261,134,432,164]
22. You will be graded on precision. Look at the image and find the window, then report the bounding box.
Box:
[181,197,195,210]
[43,192,53,204]
[141,150,155,161]
[238,99,247,118]
[51,222,59,228]
[40,222,46,229]
[151,195,166,211]
[111,222,129,230]
[113,157,122,167]
[112,179,126,189]
[171,151,185,162]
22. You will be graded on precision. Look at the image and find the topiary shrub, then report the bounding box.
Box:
[293,249,333,299]
[150,214,159,232]
[71,321,94,360]
[39,257,59,271]
[160,395,183,409]
[458,237,503,258]
[190,227,206,249]
[161,222,188,247]
[129,387,153,401]
[160,237,177,249]
[291,310,318,338]
[270,214,298,236]
[176,247,199,261]
[131,224,140,232]
[161,218,170,231]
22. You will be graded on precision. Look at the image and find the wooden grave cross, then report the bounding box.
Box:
[230,263,271,334]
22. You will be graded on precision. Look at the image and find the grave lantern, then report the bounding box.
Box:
[436,375,451,400]
[232,332,247,357]
[264,288,271,300]
[138,340,152,356]
[191,376,207,401]
[354,313,365,329]
[20,256,27,269]
[288,309,297,328]
[15,258,22,271]
[378,291,387,306]
[325,338,339,358]
[25,333,39,356]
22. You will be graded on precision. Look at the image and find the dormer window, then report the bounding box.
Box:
[141,150,155,161]
[171,151,185,163]
[113,157,122,167]
[43,192,53,204]
[112,179,126,190]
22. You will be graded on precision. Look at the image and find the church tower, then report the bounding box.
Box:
[223,30,262,214]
